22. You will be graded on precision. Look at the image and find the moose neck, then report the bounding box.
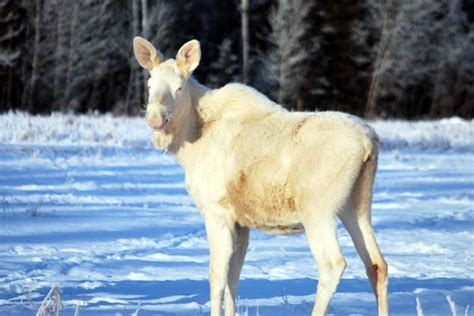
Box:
[169,78,210,169]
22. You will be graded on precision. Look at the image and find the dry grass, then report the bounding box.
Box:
[32,285,470,315]
[416,295,470,316]
[36,286,62,316]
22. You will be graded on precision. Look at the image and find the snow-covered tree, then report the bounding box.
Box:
[0,0,24,68]
[208,38,240,88]
[362,0,402,118]
[60,0,129,113]
[368,0,473,118]
[0,0,470,118]
[0,0,26,111]
[267,0,316,110]
[350,0,382,116]
[431,0,474,117]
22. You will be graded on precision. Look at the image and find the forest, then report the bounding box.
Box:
[0,0,473,119]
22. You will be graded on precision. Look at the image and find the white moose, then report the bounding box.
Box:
[133,37,389,316]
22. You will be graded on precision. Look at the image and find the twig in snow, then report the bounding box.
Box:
[36,286,62,316]
[131,301,141,316]
[74,303,80,316]
[416,296,424,316]
[446,295,457,316]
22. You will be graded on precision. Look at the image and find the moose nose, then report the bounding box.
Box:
[147,117,163,129]
[147,118,162,129]
[147,111,168,130]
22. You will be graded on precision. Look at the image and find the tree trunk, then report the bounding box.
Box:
[278,59,285,106]
[28,0,43,112]
[365,0,394,118]
[53,0,65,111]
[64,0,78,110]
[296,97,304,112]
[141,0,149,98]
[278,63,283,105]
[126,0,142,113]
[6,69,13,110]
[20,21,31,109]
[241,0,249,84]
[141,0,148,38]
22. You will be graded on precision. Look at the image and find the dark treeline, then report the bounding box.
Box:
[0,0,472,118]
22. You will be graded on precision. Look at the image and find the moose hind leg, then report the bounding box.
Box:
[339,157,389,315]
[303,212,346,316]
[339,210,388,315]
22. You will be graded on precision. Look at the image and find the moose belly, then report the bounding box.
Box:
[219,169,304,235]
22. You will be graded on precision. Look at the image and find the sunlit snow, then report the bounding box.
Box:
[0,113,472,315]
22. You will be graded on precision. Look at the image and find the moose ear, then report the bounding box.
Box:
[133,36,162,71]
[176,39,201,75]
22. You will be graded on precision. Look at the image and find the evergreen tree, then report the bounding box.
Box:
[0,0,471,118]
[0,0,26,111]
[208,38,240,88]
[267,0,316,110]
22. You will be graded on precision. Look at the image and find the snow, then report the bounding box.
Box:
[0,112,473,315]
[371,117,474,151]
[1,111,472,151]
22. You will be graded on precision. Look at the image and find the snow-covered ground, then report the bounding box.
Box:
[0,112,473,315]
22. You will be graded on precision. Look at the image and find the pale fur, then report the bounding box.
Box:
[133,37,389,316]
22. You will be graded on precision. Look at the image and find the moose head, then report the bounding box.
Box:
[133,37,202,150]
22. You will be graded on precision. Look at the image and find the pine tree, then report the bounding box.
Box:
[431,0,474,118]
[362,0,473,118]
[0,0,26,111]
[208,38,240,88]
[267,0,316,110]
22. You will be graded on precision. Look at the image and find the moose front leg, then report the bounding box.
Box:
[205,214,236,316]
[224,225,249,316]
